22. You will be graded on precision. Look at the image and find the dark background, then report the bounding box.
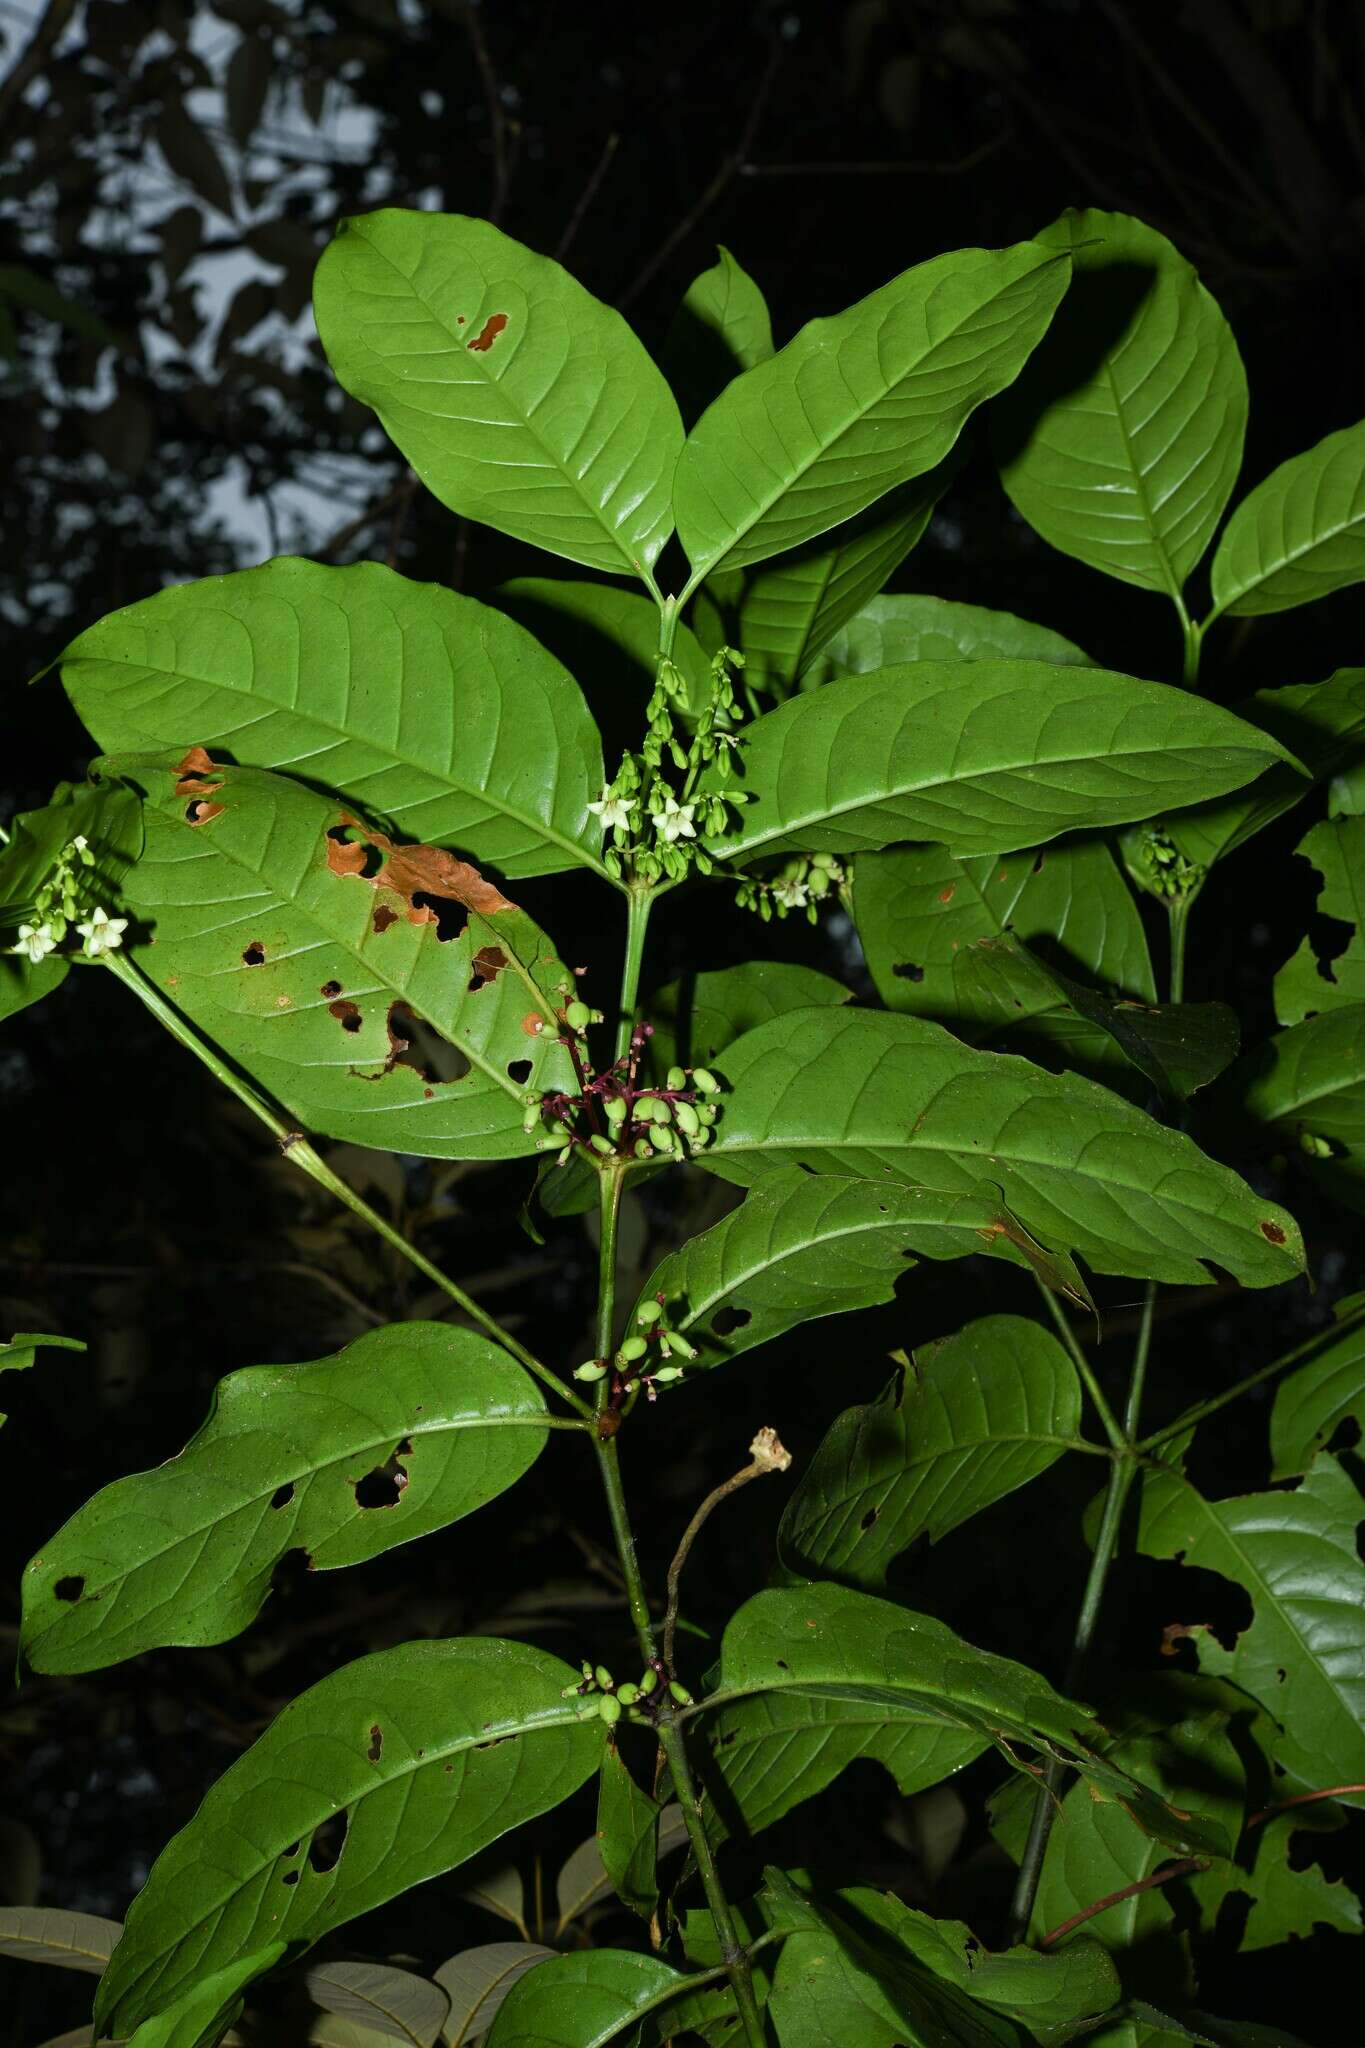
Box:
[3,2,1364,2041]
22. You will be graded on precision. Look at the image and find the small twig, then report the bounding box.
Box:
[319,478,409,561]
[663,1429,792,1673]
[1247,1785,1365,1830]
[1039,1858,1208,1948]
[619,40,782,309]
[556,131,620,262]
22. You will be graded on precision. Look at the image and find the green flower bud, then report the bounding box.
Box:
[598,1694,622,1725]
[523,1089,544,1107]
[522,1110,541,1133]
[634,1138,654,1160]
[648,1124,675,1155]
[669,1680,693,1706]
[691,1124,712,1148]
[618,1334,648,1363]
[595,1665,614,1691]
[604,1094,627,1124]
[673,1101,700,1137]
[697,1103,718,1125]
[692,1069,720,1094]
[590,1134,616,1156]
[573,1360,608,1382]
[616,1682,640,1706]
[636,1095,665,1124]
[636,1299,663,1325]
[565,1000,592,1031]
[639,1668,659,1695]
[652,1365,684,1384]
[667,1065,687,1091]
[582,1660,595,1680]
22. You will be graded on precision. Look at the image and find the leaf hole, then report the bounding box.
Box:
[354,1442,410,1510]
[367,1724,383,1763]
[507,1058,532,1084]
[281,1869,300,1887]
[241,941,266,966]
[468,944,508,992]
[320,980,342,998]
[711,1306,751,1338]
[327,824,384,877]
[307,1810,348,1874]
[329,998,364,1034]
[270,1483,295,1510]
[410,891,468,943]
[184,797,224,826]
[892,961,925,982]
[475,1733,518,1751]
[54,1574,85,1603]
[271,1546,313,1593]
[860,1507,879,1530]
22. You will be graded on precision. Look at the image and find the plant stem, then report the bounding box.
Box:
[614,886,655,1061]
[1176,597,1203,688]
[657,1716,770,2048]
[102,951,594,1421]
[1033,1276,1126,1451]
[1139,1301,1365,1453]
[1168,900,1189,1005]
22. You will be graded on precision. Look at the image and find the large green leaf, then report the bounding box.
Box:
[673,236,1069,583]
[595,1737,662,1922]
[692,1582,1223,1856]
[1137,1455,1365,1802]
[1162,668,1365,873]
[482,1949,687,2048]
[778,1316,1083,1586]
[434,1944,555,2047]
[644,957,848,1076]
[703,662,1296,865]
[114,753,576,1159]
[996,209,1246,598]
[21,1323,550,1674]
[125,1945,286,2048]
[768,1924,1021,2048]
[736,463,956,695]
[1241,1004,1365,1212]
[706,1007,1303,1287]
[1274,817,1365,1023]
[804,592,1091,686]
[95,1639,603,2038]
[314,210,682,578]
[303,1961,450,2048]
[56,561,607,882]
[0,952,67,1022]
[632,1175,1080,1378]
[852,836,1155,1034]
[1270,1295,1365,1478]
[0,1907,122,1973]
[495,578,712,723]
[1209,419,1365,618]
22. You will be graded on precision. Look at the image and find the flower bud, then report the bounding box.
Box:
[594,1665,614,1691]
[666,1065,687,1091]
[648,1124,674,1155]
[590,1134,615,1156]
[573,1360,608,1382]
[634,1138,654,1161]
[618,1335,648,1363]
[673,1101,700,1138]
[669,1680,693,1706]
[522,1110,541,1133]
[639,1668,659,1695]
[697,1104,718,1125]
[604,1094,627,1125]
[691,1125,712,1148]
[598,1693,622,1726]
[565,1000,592,1031]
[637,1095,666,1124]
[522,1089,544,1107]
[616,1682,640,1706]
[692,1069,720,1094]
[636,1299,663,1326]
[652,1365,684,1384]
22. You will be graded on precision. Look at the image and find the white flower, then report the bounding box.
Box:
[12,922,58,964]
[772,875,809,910]
[76,906,128,957]
[651,795,696,844]
[586,785,637,836]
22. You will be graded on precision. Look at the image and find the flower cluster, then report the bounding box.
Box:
[8,836,128,965]
[561,1656,692,1725]
[592,644,752,884]
[1121,824,1206,906]
[524,1012,722,1171]
[573,1290,699,1403]
[735,851,845,924]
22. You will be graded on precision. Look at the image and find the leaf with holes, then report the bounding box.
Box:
[803,592,1091,686]
[778,1316,1083,1586]
[995,209,1246,598]
[1270,1297,1365,1478]
[644,957,848,1078]
[0,1907,122,1974]
[631,1174,1079,1379]
[434,1945,556,2047]
[705,1008,1303,1287]
[1210,419,1365,619]
[1274,818,1365,1024]
[2,1332,85,1430]
[736,459,958,695]
[692,1582,1224,1856]
[674,236,1069,583]
[55,560,607,881]
[94,1639,603,2039]
[1136,1456,1365,1804]
[314,211,682,578]
[21,1323,550,1675]
[303,1962,450,2048]
[1241,1004,1365,1213]
[112,752,576,1159]
[700,663,1297,866]
[482,1949,689,2048]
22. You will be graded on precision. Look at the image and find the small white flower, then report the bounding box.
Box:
[587,785,637,835]
[71,835,88,852]
[651,795,696,844]
[13,922,59,964]
[772,875,809,910]
[76,906,128,957]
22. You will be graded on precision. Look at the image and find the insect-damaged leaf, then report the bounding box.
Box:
[705,1008,1303,1288]
[1273,817,1365,1024]
[803,592,1092,687]
[94,1640,603,2041]
[1270,1294,1365,1479]
[314,210,682,580]
[691,1583,1225,1858]
[55,559,608,881]
[22,1324,550,1674]
[111,753,575,1159]
[1,1332,85,1430]
[778,1316,1083,1587]
[632,1174,1088,1381]
[1241,1003,1365,1214]
[645,958,848,1078]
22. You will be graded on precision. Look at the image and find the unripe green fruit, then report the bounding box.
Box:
[637,1095,666,1123]
[673,1101,700,1137]
[522,1090,544,1107]
[616,1682,640,1706]
[669,1680,693,1705]
[639,1668,659,1695]
[599,1694,622,1725]
[595,1665,614,1690]
[652,1365,684,1384]
[692,1068,720,1094]
[634,1138,654,1160]
[636,1299,663,1325]
[522,1111,541,1133]
[604,1095,627,1125]
[691,1125,712,1148]
[697,1103,718,1125]
[618,1334,648,1363]
[667,1065,687,1091]
[565,1000,592,1031]
[573,1360,608,1382]
[648,1125,674,1154]
[590,1134,615,1156]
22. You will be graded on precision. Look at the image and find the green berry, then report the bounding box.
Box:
[673,1101,700,1138]
[666,1065,687,1091]
[697,1103,718,1125]
[636,1299,663,1326]
[565,1000,591,1032]
[639,1668,659,1695]
[669,1680,693,1706]
[590,1134,615,1156]
[618,1334,648,1363]
[652,1365,684,1384]
[573,1360,608,1382]
[693,1069,720,1094]
[595,1664,614,1690]
[616,1682,640,1706]
[634,1138,653,1161]
[598,1694,622,1726]
[604,1095,627,1125]
[648,1125,674,1155]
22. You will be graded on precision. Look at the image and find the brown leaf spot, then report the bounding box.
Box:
[184,797,224,826]
[173,745,220,794]
[328,998,363,1034]
[467,311,508,352]
[468,944,508,992]
[372,904,398,934]
[320,980,342,998]
[937,885,956,904]
[325,813,514,922]
[367,1724,383,1763]
[242,941,266,966]
[522,1011,546,1037]
[1260,1220,1287,1245]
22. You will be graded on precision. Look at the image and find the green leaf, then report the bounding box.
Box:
[633,1174,1069,1380]
[124,1945,286,2048]
[1,1331,85,1430]
[482,1950,687,2048]
[434,1944,556,2047]
[704,662,1297,865]
[778,1315,1083,1586]
[94,1639,603,2039]
[693,1582,1224,1856]
[1241,1004,1365,1212]
[1210,419,1365,618]
[707,1007,1303,1287]
[852,836,1155,1042]
[495,578,712,723]
[768,1924,1022,2048]
[0,1906,122,1973]
[595,1735,662,1921]
[1274,817,1365,1023]
[645,958,848,1077]
[1113,2006,1315,2048]
[115,753,576,1160]
[56,561,607,882]
[1270,1296,1365,1478]
[674,236,1069,583]
[303,1962,450,2048]
[0,779,144,926]
[736,462,957,695]
[1162,667,1365,873]
[1137,1456,1365,1803]
[21,1323,550,1674]
[665,246,774,425]
[995,209,1246,598]
[0,951,68,1022]
[553,1807,689,1938]
[804,592,1092,686]
[314,211,683,578]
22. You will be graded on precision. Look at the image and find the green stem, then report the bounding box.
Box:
[1139,1302,1365,1454]
[1168,900,1189,1006]
[1176,597,1203,688]
[657,1716,769,2048]
[1033,1276,1126,1451]
[614,886,655,1062]
[102,951,594,1421]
